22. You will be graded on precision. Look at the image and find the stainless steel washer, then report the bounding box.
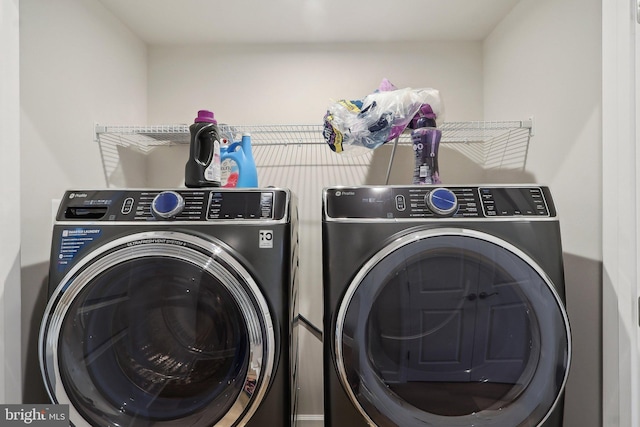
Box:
[40,189,299,427]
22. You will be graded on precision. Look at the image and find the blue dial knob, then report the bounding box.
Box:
[426,188,458,216]
[151,191,185,219]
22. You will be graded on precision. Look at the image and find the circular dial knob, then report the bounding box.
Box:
[425,187,458,216]
[151,191,185,219]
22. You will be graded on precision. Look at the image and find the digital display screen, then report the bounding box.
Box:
[208,191,273,219]
[480,187,548,216]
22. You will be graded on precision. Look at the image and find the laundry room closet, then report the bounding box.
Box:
[14,0,610,426]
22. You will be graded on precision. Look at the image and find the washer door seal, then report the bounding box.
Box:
[335,228,571,427]
[40,231,274,427]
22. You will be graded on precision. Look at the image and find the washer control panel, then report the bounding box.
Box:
[325,186,553,219]
[57,189,288,222]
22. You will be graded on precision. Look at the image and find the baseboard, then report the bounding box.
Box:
[295,414,324,426]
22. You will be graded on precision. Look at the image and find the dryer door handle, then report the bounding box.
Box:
[464,293,478,301]
[463,292,498,301]
[479,291,499,299]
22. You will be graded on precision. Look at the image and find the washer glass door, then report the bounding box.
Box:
[335,228,571,427]
[40,231,274,427]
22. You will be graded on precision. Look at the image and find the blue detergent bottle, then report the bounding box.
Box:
[220,133,258,187]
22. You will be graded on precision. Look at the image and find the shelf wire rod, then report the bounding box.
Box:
[496,129,514,168]
[384,136,401,185]
[97,141,113,188]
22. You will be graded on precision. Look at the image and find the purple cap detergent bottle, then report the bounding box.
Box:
[185,110,221,187]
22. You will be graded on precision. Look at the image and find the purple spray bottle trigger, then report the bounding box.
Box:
[410,104,437,129]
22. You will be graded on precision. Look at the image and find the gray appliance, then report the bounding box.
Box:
[40,188,299,427]
[322,185,571,427]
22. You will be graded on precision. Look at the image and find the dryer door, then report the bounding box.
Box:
[334,228,571,427]
[40,231,274,427]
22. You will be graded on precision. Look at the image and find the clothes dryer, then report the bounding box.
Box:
[322,185,570,427]
[40,188,299,427]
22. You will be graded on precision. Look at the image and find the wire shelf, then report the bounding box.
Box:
[95,120,532,186]
[95,121,532,146]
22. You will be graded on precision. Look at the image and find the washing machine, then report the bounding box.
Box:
[322,185,571,427]
[40,188,299,427]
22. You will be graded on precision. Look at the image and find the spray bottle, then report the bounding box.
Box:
[412,116,442,185]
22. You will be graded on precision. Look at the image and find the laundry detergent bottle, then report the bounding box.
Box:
[185,110,221,187]
[220,133,258,187]
[412,116,442,185]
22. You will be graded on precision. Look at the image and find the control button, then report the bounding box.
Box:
[395,195,406,211]
[151,191,185,219]
[425,188,458,216]
[121,197,134,215]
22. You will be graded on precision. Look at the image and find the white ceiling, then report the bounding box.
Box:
[97,0,521,45]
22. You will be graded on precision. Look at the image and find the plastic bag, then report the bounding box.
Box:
[323,82,444,153]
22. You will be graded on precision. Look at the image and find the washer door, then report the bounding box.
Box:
[40,231,274,427]
[335,228,571,427]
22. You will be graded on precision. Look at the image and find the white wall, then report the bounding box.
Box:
[147,42,483,125]
[19,0,147,402]
[484,0,602,426]
[145,41,487,186]
[0,0,22,404]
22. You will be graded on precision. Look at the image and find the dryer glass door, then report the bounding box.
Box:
[335,229,570,427]
[40,232,274,427]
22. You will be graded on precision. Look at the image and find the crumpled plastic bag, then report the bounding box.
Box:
[323,81,444,153]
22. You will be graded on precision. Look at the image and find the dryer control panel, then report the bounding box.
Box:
[324,185,554,219]
[57,189,289,221]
